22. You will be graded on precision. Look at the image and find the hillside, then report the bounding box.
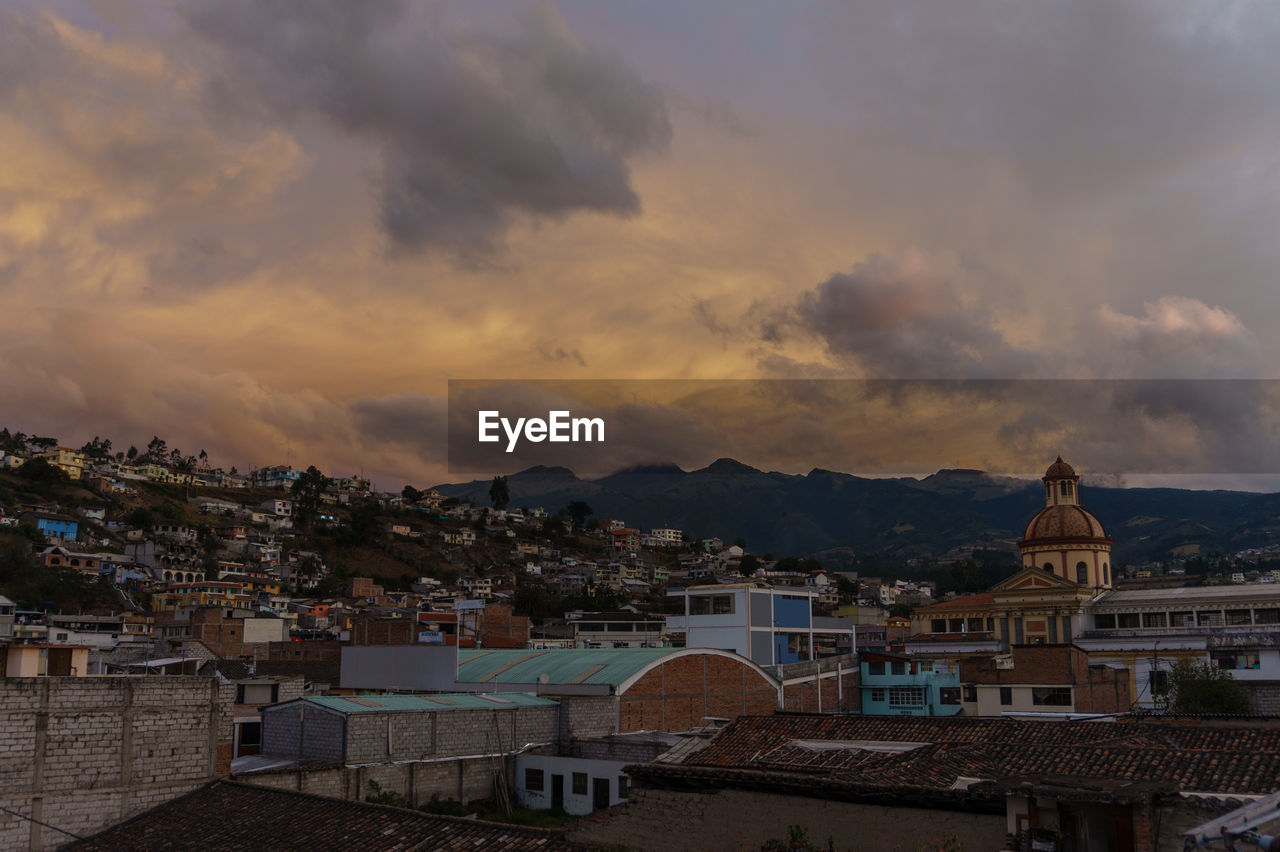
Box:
[434,461,1280,564]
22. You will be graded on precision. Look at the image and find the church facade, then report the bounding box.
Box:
[910,458,1280,709]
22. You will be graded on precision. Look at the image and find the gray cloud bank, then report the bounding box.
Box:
[184,0,671,255]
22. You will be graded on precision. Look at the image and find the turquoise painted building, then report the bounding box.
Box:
[859,651,962,716]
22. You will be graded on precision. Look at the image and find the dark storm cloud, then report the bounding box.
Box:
[785,254,1035,379]
[349,393,449,463]
[184,0,671,255]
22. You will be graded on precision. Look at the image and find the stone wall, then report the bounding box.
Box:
[1245,681,1280,714]
[567,787,1007,851]
[0,676,233,851]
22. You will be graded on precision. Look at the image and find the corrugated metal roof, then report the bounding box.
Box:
[457,647,681,686]
[301,692,558,714]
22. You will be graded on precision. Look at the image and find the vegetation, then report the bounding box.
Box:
[1156,659,1252,715]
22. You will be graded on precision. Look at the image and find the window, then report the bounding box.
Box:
[890,661,906,675]
[1043,563,1054,572]
[1103,564,1110,585]
[712,595,734,614]
[689,595,734,615]
[962,684,977,702]
[916,660,934,673]
[948,618,964,632]
[572,772,587,795]
[887,686,924,707]
[525,768,544,792]
[999,687,1013,706]
[867,661,885,676]
[1142,612,1166,628]
[1076,562,1088,585]
[1149,669,1168,695]
[939,687,961,705]
[1032,687,1072,706]
[870,688,886,702]
[930,619,947,633]
[239,722,261,747]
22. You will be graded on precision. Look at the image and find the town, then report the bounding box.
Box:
[1,429,1279,850]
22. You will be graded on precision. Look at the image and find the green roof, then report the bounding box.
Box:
[301,693,557,714]
[456,648,681,687]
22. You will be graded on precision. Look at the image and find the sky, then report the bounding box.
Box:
[2,0,1279,490]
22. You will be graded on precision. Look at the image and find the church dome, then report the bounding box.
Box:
[1022,504,1108,543]
[1043,456,1077,480]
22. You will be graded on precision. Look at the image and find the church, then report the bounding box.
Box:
[910,457,1280,708]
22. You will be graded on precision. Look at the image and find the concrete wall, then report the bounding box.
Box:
[567,787,1008,852]
[238,753,527,807]
[515,753,630,815]
[0,676,233,851]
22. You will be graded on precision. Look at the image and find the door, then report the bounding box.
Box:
[592,777,610,811]
[551,774,564,809]
[47,647,73,676]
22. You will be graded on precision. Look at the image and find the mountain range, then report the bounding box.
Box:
[433,460,1280,566]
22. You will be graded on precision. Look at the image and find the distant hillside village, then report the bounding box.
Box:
[6,431,1280,850]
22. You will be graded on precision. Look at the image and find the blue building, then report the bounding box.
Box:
[859,651,962,716]
[22,513,78,542]
[666,582,856,666]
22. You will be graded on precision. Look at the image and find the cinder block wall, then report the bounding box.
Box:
[0,677,233,851]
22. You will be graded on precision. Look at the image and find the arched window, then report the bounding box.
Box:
[1060,481,1073,497]
[1043,562,1054,572]
[1076,562,1089,585]
[1103,564,1110,585]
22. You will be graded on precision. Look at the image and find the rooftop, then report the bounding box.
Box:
[65,780,586,851]
[297,693,558,714]
[630,714,1280,800]
[457,647,683,687]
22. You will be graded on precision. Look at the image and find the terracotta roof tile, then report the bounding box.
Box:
[66,781,587,851]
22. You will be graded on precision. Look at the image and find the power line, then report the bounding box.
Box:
[0,803,85,842]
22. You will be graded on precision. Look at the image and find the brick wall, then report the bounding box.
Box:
[1073,666,1132,713]
[479,604,530,648]
[0,677,233,851]
[619,652,778,733]
[567,787,1007,851]
[1245,681,1280,714]
[781,670,860,713]
[348,618,416,646]
[266,641,342,662]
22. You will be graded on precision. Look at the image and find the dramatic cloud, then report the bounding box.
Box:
[781,253,1035,379]
[183,0,671,255]
[1095,297,1259,377]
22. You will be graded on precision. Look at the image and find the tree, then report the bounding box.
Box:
[27,436,58,453]
[1157,659,1251,715]
[291,465,329,530]
[402,485,424,504]
[126,445,138,461]
[738,553,761,575]
[17,457,68,485]
[489,476,510,510]
[565,500,593,529]
[889,602,915,619]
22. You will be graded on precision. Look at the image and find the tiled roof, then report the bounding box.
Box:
[67,780,587,851]
[918,593,994,612]
[646,714,1280,797]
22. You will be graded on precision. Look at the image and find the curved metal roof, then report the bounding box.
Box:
[456,647,684,687]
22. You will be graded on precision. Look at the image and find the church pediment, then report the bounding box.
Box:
[991,566,1079,594]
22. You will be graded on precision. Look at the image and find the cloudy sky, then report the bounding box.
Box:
[2,0,1279,489]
